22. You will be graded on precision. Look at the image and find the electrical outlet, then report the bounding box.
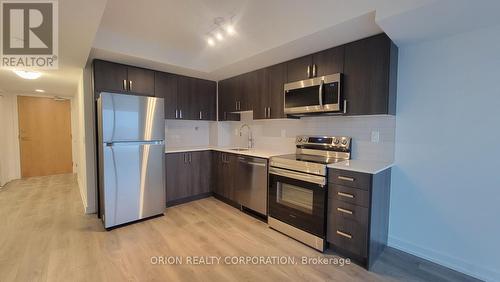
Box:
[371,131,380,143]
[281,129,286,137]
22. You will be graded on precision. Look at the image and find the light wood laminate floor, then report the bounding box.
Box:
[0,174,479,282]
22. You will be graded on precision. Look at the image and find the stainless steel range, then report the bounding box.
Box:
[268,135,351,251]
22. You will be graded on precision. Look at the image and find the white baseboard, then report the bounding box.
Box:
[388,236,499,282]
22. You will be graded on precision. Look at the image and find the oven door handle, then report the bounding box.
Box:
[269,167,326,187]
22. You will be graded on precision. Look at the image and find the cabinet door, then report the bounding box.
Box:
[191,151,212,193]
[313,46,344,77]
[343,34,394,115]
[177,75,196,120]
[212,151,224,196]
[249,69,268,120]
[286,55,312,82]
[165,153,190,204]
[267,63,286,119]
[127,66,155,96]
[225,153,238,202]
[154,72,178,119]
[218,79,240,121]
[196,79,217,120]
[93,60,128,94]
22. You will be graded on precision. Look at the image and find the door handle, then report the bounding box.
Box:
[175,109,178,119]
[337,207,353,215]
[123,79,127,90]
[337,192,354,199]
[343,99,347,114]
[336,230,352,239]
[319,79,324,107]
[179,109,183,119]
[312,64,317,77]
[199,111,202,120]
[183,153,187,163]
[268,107,271,118]
[129,80,133,91]
[189,153,192,163]
[307,65,310,78]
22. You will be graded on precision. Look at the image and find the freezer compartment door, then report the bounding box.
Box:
[100,92,164,142]
[102,142,165,228]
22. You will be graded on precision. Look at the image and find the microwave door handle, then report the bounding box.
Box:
[319,80,324,107]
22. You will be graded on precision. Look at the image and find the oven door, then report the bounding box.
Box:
[268,167,327,237]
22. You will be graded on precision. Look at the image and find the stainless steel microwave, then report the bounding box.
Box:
[284,73,342,116]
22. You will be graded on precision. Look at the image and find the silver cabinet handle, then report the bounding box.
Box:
[189,153,192,163]
[183,153,187,163]
[129,80,133,91]
[343,100,347,114]
[307,65,311,78]
[199,111,202,120]
[175,109,178,119]
[312,64,317,77]
[337,192,354,199]
[336,230,352,239]
[338,176,354,182]
[319,79,324,107]
[235,101,238,111]
[123,79,127,90]
[337,207,353,215]
[179,109,183,119]
[268,107,271,118]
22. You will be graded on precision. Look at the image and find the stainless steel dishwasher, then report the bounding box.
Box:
[236,156,268,215]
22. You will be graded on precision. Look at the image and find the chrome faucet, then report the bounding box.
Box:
[239,123,254,149]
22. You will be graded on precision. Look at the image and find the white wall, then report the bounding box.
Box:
[0,94,21,186]
[389,24,500,282]
[75,63,98,214]
[214,112,396,162]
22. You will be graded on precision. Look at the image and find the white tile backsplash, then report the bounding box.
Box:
[165,120,213,148]
[166,113,396,162]
[211,112,396,162]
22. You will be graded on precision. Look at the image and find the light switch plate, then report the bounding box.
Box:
[371,131,380,143]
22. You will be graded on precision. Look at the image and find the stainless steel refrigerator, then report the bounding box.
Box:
[97,92,165,229]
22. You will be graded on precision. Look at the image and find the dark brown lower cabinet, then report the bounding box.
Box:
[327,167,391,269]
[165,151,212,206]
[212,151,238,204]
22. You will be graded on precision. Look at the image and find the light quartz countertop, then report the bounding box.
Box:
[165,146,290,159]
[327,160,393,174]
[166,146,393,173]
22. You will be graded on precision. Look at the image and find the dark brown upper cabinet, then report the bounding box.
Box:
[286,55,313,82]
[195,79,217,120]
[254,63,286,120]
[343,34,398,115]
[218,77,241,121]
[93,60,155,97]
[154,72,178,119]
[286,46,344,83]
[155,72,217,121]
[313,46,345,77]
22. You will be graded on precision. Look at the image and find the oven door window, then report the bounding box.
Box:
[277,182,313,214]
[268,173,327,237]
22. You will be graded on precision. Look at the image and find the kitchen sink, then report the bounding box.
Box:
[230,148,250,151]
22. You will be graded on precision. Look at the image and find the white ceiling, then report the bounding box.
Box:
[0,0,107,97]
[3,0,500,95]
[92,0,434,80]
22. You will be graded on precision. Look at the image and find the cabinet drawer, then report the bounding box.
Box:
[329,200,369,226]
[327,201,368,257]
[329,169,371,190]
[330,184,370,208]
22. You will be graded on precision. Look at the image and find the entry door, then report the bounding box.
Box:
[17,96,73,178]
